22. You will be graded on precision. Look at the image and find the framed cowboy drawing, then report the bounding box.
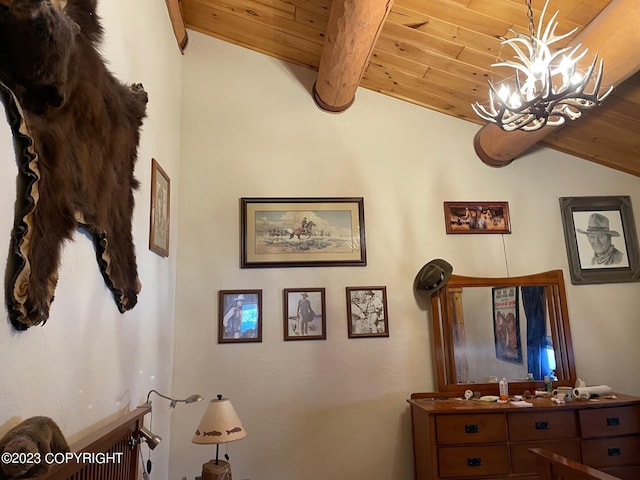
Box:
[560,196,640,285]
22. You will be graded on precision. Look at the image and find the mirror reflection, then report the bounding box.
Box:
[454,286,556,383]
[430,270,576,393]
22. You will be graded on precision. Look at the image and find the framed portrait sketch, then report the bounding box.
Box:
[240,197,366,268]
[346,286,389,338]
[218,290,262,343]
[560,196,640,285]
[443,201,511,234]
[149,158,170,257]
[283,288,326,341]
[492,286,522,364]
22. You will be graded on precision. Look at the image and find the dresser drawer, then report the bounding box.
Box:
[581,436,640,467]
[436,414,507,444]
[580,406,640,438]
[602,465,640,480]
[510,440,580,473]
[508,410,577,441]
[438,445,510,477]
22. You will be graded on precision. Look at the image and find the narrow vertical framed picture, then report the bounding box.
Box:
[346,286,389,338]
[560,196,640,284]
[492,286,522,364]
[283,288,326,341]
[149,158,170,257]
[218,290,262,343]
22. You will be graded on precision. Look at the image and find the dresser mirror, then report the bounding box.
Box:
[430,269,576,394]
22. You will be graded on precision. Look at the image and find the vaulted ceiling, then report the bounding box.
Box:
[168,0,640,177]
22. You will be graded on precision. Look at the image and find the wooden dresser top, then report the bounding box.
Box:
[408,393,640,414]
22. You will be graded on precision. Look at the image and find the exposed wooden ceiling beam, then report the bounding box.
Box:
[313,0,394,112]
[473,0,640,169]
[165,0,188,54]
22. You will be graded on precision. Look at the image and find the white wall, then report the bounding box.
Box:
[0,1,181,479]
[170,32,640,480]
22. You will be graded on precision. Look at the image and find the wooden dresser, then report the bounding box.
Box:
[409,393,640,480]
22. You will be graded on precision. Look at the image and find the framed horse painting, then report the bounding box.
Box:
[240,197,367,268]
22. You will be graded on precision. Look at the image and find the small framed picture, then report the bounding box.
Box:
[560,196,640,285]
[443,201,511,234]
[149,158,170,257]
[346,286,389,338]
[283,288,326,341]
[218,290,262,343]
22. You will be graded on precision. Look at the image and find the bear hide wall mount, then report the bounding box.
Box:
[0,0,148,330]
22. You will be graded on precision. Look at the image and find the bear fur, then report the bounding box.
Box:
[0,416,70,478]
[0,0,148,329]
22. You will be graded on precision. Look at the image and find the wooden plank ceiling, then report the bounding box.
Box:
[179,0,640,177]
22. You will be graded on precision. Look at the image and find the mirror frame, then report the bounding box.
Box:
[430,269,576,395]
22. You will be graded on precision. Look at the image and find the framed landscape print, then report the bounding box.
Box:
[443,201,511,234]
[240,197,366,268]
[560,196,640,285]
[283,288,326,341]
[346,286,389,338]
[149,158,170,257]
[218,290,262,343]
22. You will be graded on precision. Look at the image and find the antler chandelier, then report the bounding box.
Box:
[472,0,613,132]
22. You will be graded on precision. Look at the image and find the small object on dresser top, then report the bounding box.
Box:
[477,395,499,402]
[510,400,533,407]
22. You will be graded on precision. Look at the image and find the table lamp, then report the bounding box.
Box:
[192,395,247,480]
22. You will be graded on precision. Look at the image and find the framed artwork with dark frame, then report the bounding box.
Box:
[240,197,366,268]
[443,201,511,234]
[149,158,170,257]
[218,290,262,343]
[492,286,522,364]
[346,286,389,338]
[283,288,326,341]
[560,196,640,285]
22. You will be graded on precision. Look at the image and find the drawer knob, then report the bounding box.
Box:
[608,447,621,456]
[467,457,482,467]
[464,424,480,434]
[535,421,550,430]
[606,417,620,426]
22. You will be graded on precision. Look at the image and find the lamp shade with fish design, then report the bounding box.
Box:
[192,396,247,445]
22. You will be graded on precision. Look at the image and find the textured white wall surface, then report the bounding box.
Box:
[1,8,638,480]
[170,32,640,480]
[0,1,181,479]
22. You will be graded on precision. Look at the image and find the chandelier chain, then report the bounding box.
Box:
[526,0,535,40]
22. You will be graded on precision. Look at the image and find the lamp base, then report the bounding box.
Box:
[202,459,232,480]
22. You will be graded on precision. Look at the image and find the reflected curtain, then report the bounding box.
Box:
[522,286,550,380]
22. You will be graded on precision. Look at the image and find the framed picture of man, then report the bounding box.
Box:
[560,196,640,285]
[149,158,170,257]
[218,290,262,343]
[283,288,326,341]
[346,286,389,338]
